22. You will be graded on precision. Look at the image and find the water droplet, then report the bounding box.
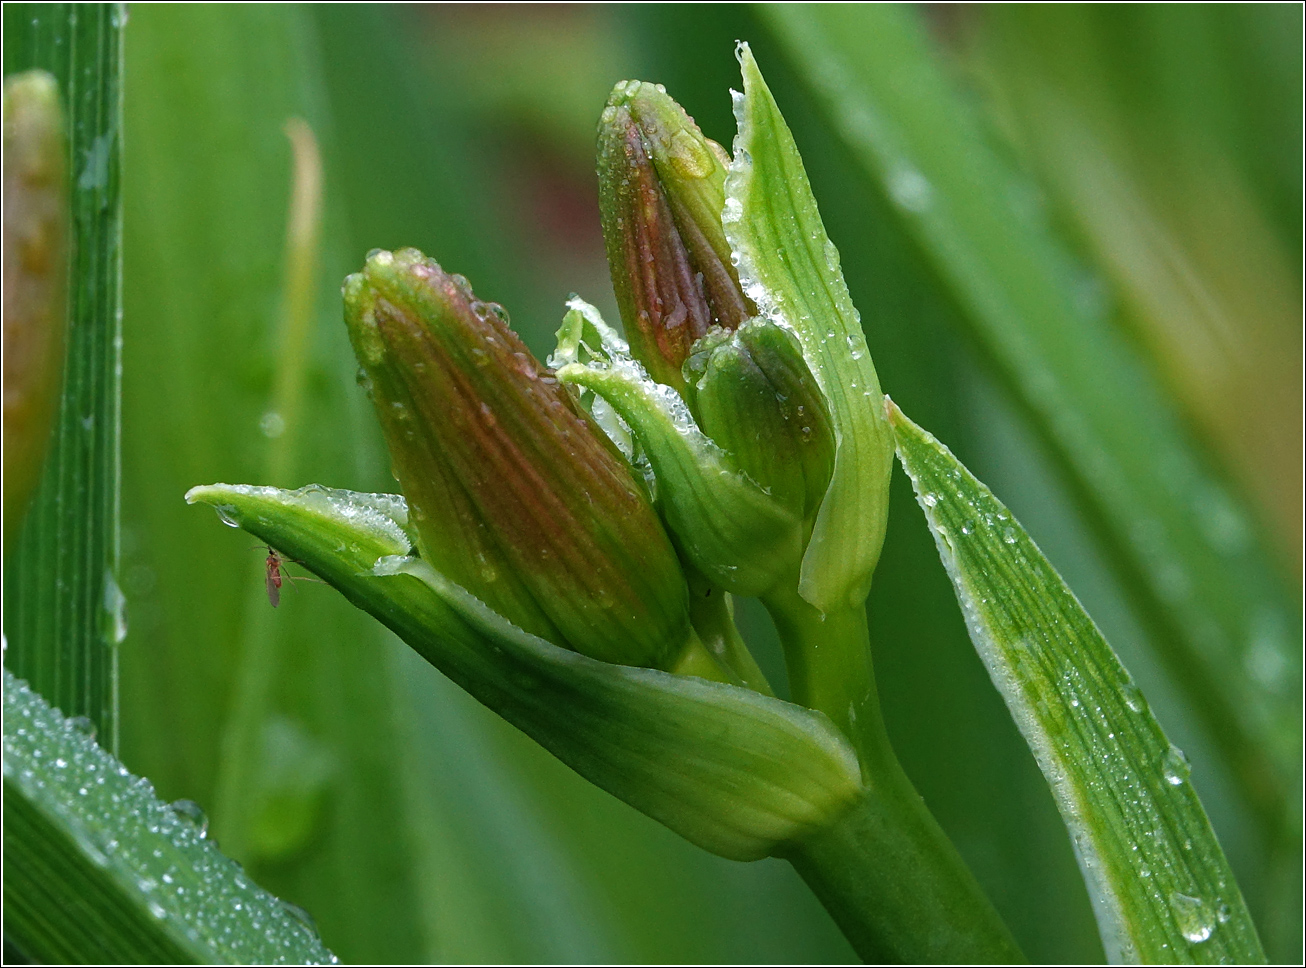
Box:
[68,716,97,741]
[259,411,286,438]
[55,757,67,769]
[280,899,319,934]
[888,167,933,213]
[1215,902,1231,924]
[214,505,241,528]
[1002,527,1017,545]
[1163,744,1191,785]
[170,798,209,838]
[103,571,127,645]
[922,493,938,508]
[1170,891,1214,943]
[1121,681,1146,714]
[355,366,373,395]
[78,133,113,192]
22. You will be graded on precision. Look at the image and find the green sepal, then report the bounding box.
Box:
[724,44,894,613]
[185,483,864,862]
[684,318,835,530]
[554,351,803,599]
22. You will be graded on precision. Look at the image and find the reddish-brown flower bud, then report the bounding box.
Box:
[597,81,753,393]
[343,249,695,669]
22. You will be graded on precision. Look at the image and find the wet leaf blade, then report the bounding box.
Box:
[3,669,338,965]
[888,401,1264,964]
[2,1,125,750]
[762,3,1300,838]
[120,7,430,960]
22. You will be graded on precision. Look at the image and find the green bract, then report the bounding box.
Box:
[184,483,863,862]
[725,43,894,613]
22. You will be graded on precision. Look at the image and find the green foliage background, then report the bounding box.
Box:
[46,4,1298,963]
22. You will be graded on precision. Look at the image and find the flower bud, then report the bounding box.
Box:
[3,71,67,551]
[342,248,695,669]
[597,81,753,393]
[683,318,835,532]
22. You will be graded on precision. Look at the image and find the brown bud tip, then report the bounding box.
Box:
[597,82,753,392]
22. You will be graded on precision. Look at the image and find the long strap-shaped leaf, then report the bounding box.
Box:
[762,4,1300,839]
[888,400,1263,965]
[3,1,125,750]
[3,669,338,964]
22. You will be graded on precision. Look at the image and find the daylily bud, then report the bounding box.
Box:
[3,71,67,552]
[597,81,753,393]
[342,248,695,669]
[683,319,835,532]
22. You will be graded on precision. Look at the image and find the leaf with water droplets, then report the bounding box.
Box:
[889,400,1264,964]
[762,4,1299,864]
[3,669,338,964]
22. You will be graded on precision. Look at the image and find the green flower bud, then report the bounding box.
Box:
[3,71,67,552]
[342,248,695,670]
[553,305,803,599]
[597,81,753,394]
[684,319,835,532]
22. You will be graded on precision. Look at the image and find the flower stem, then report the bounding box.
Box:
[788,781,1025,963]
[765,585,1023,962]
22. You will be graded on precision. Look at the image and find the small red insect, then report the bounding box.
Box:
[263,546,287,607]
[257,545,321,607]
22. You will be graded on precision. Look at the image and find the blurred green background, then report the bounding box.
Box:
[86,4,1302,963]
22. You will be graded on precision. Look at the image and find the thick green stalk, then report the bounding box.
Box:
[789,783,1025,964]
[766,588,1023,963]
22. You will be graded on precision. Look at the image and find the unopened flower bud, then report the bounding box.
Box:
[343,248,695,669]
[3,71,67,552]
[597,81,753,393]
[684,319,835,532]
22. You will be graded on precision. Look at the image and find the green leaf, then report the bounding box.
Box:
[762,5,1300,840]
[2,1,125,750]
[185,482,864,863]
[889,400,1264,964]
[3,668,338,964]
[723,42,894,614]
